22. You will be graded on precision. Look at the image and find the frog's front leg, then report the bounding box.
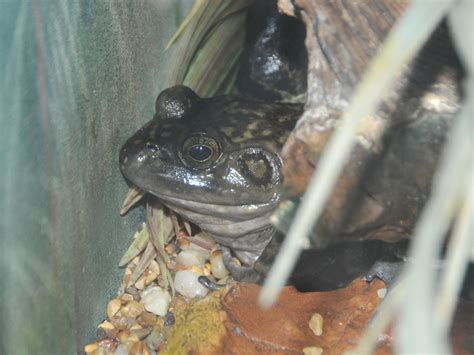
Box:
[217,227,275,283]
[221,246,264,283]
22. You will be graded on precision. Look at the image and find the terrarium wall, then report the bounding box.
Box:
[0,1,191,353]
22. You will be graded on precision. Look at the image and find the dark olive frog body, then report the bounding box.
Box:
[120,86,302,269]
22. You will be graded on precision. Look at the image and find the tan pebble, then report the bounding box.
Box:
[124,267,133,276]
[140,311,158,326]
[217,275,229,285]
[210,250,229,279]
[97,320,115,331]
[110,315,128,330]
[125,287,141,301]
[232,257,241,266]
[143,343,152,355]
[145,324,164,351]
[122,268,133,289]
[178,228,190,238]
[117,330,129,343]
[96,338,118,351]
[121,300,144,318]
[149,260,160,273]
[303,346,323,355]
[167,260,176,270]
[145,271,159,285]
[129,323,143,331]
[106,299,122,320]
[120,293,134,303]
[131,327,153,340]
[127,340,146,354]
[165,243,176,255]
[175,264,187,271]
[188,265,203,275]
[135,275,146,290]
[177,238,190,248]
[119,330,140,344]
[309,313,324,336]
[84,343,98,353]
[203,262,212,276]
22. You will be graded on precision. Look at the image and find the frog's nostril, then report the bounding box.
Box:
[146,142,159,153]
[144,142,170,161]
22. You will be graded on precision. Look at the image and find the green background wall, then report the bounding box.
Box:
[0,1,191,353]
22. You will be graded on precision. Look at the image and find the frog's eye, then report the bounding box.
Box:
[180,134,221,168]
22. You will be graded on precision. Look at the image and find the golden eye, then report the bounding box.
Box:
[180,134,221,168]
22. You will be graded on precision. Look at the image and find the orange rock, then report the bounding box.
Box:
[219,279,388,354]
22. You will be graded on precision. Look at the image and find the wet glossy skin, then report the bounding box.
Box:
[120,86,302,269]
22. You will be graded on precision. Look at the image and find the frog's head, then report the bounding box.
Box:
[119,85,300,243]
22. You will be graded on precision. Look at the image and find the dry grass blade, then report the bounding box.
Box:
[146,199,175,294]
[146,201,173,261]
[183,220,192,237]
[165,0,253,97]
[158,256,175,297]
[119,223,150,267]
[127,241,157,288]
[165,0,207,50]
[170,212,181,237]
[182,12,246,97]
[182,233,216,251]
[120,186,146,216]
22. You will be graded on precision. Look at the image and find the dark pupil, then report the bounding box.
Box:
[189,145,212,161]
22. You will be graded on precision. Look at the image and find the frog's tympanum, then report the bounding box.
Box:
[120,86,302,280]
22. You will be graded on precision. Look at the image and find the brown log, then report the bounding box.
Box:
[278,0,463,244]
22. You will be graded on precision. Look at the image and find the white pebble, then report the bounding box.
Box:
[377,288,387,298]
[176,250,206,268]
[141,286,171,316]
[309,313,324,336]
[210,250,229,279]
[174,270,209,298]
[303,346,323,355]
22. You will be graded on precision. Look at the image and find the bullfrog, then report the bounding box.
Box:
[120,85,303,279]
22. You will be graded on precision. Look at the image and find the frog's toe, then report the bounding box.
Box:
[365,260,405,287]
[221,246,264,283]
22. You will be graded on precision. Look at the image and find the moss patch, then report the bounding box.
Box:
[161,290,226,355]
